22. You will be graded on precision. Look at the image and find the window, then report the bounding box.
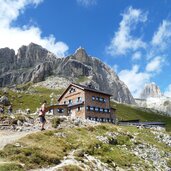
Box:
[96,97,99,101]
[90,106,94,111]
[69,99,72,104]
[91,117,95,121]
[68,109,72,114]
[57,108,64,113]
[77,97,82,103]
[87,116,90,120]
[69,88,76,94]
[86,106,90,111]
[77,106,81,112]
[92,96,95,101]
[104,99,106,103]
[100,108,103,112]
[104,109,108,113]
[95,107,99,112]
[99,97,104,102]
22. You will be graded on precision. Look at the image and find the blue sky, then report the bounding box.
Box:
[1,0,171,98]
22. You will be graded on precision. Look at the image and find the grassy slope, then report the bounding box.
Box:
[1,83,171,130]
[0,124,170,170]
[0,85,64,112]
[111,101,171,131]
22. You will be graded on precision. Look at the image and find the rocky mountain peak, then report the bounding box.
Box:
[140,82,162,99]
[16,43,56,68]
[0,47,15,63]
[0,43,135,104]
[73,47,89,63]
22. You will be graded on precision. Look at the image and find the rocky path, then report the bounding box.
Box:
[0,130,39,167]
[0,130,38,150]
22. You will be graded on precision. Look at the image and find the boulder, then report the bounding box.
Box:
[0,95,10,106]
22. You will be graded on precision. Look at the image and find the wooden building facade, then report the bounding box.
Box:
[54,83,116,123]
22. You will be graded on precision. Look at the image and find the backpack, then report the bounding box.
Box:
[38,109,45,116]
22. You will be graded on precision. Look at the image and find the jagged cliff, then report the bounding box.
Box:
[0,43,135,104]
[140,82,162,99]
[136,82,171,116]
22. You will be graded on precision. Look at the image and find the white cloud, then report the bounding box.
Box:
[145,56,165,73]
[164,84,171,97]
[112,64,119,73]
[106,7,170,98]
[132,51,142,60]
[118,65,151,97]
[77,0,97,7]
[106,7,147,56]
[152,20,171,50]
[0,0,69,57]
[118,55,166,98]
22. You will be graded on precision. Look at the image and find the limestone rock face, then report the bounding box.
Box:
[140,82,162,99]
[0,48,16,75]
[16,43,56,68]
[136,82,171,116]
[0,44,135,104]
[73,47,90,63]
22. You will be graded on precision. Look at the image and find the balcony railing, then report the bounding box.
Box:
[68,101,84,108]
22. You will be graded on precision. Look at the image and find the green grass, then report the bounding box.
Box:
[51,117,62,128]
[76,76,90,83]
[16,82,33,91]
[0,85,65,112]
[57,165,83,171]
[0,124,170,170]
[167,159,171,168]
[1,83,171,131]
[0,131,70,169]
[111,101,171,131]
[117,126,171,153]
[0,163,23,171]
[32,86,64,95]
[0,124,146,170]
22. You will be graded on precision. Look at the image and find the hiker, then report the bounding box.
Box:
[39,100,47,131]
[8,104,13,114]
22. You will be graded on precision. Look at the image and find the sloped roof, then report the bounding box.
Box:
[58,83,112,102]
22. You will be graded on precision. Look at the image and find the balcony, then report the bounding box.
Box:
[68,101,84,108]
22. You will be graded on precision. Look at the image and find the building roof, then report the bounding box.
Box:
[58,83,112,102]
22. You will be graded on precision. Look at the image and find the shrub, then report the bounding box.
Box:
[10,114,27,125]
[167,159,171,167]
[116,135,131,146]
[51,117,61,128]
[0,163,23,171]
[57,164,83,171]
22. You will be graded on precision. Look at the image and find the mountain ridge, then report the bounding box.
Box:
[0,43,135,104]
[140,82,162,99]
[136,82,171,116]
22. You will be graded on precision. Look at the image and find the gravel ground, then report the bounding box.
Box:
[0,130,38,149]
